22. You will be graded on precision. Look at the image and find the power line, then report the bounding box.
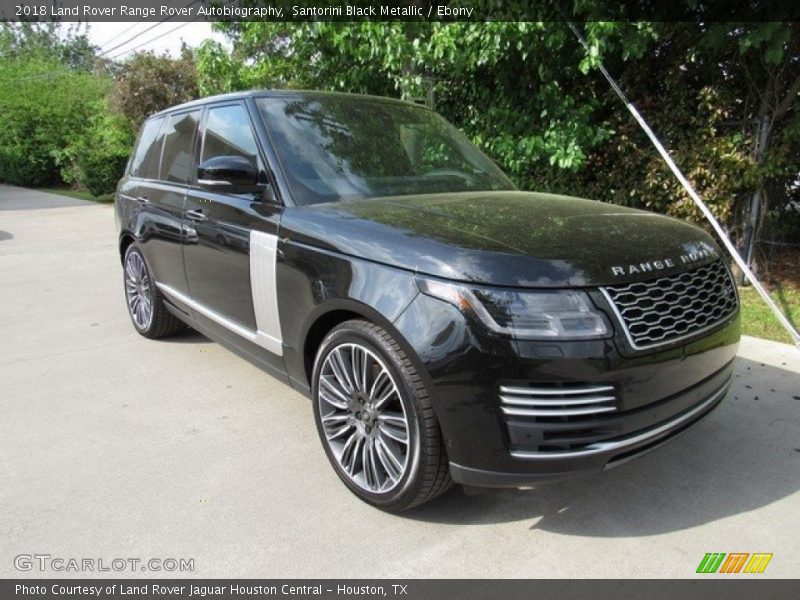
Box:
[1,10,202,84]
[97,0,199,57]
[106,20,197,61]
[94,22,151,52]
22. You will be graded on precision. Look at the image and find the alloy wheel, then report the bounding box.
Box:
[124,251,153,330]
[317,342,411,494]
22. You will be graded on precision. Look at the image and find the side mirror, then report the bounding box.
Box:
[197,155,259,192]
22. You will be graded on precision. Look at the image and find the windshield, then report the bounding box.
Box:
[256,95,516,205]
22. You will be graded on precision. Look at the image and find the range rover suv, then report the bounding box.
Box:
[115,90,740,511]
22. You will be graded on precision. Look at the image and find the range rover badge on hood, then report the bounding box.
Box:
[611,242,718,276]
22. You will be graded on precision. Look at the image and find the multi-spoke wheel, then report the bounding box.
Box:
[124,250,153,331]
[122,244,184,339]
[319,343,410,493]
[312,320,452,511]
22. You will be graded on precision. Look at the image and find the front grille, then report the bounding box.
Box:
[601,260,737,349]
[500,382,620,452]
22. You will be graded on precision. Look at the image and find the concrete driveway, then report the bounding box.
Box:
[1,185,799,579]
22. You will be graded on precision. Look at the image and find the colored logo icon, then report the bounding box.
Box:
[696,553,773,574]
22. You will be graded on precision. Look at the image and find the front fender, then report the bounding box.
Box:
[276,240,420,392]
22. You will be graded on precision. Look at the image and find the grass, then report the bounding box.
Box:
[39,186,114,204]
[738,285,800,345]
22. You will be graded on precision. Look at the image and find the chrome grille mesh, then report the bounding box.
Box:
[602,260,737,349]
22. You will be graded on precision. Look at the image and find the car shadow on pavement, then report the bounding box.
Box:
[155,330,214,345]
[406,356,800,536]
[0,230,13,242]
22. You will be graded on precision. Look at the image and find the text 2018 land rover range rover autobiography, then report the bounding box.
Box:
[115,90,740,511]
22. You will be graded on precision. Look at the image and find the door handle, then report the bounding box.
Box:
[186,208,207,222]
[135,196,149,205]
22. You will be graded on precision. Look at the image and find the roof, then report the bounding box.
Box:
[149,89,431,120]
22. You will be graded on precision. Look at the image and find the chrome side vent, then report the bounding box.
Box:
[499,383,618,418]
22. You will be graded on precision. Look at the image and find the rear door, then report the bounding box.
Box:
[128,110,201,294]
[182,101,284,363]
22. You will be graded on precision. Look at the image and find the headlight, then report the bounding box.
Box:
[417,277,610,340]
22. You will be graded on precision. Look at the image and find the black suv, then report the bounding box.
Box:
[115,90,740,510]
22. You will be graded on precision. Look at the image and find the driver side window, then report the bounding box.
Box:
[201,104,265,178]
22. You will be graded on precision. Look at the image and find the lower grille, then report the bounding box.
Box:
[501,363,734,456]
[601,260,738,350]
[500,384,617,417]
[500,382,620,452]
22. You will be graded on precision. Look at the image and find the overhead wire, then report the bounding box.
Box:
[96,0,199,57]
[1,4,202,85]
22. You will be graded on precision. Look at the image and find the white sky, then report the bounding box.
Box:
[72,22,229,60]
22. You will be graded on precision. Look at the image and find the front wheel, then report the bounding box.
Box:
[312,320,451,511]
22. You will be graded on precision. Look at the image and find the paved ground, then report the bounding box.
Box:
[1,185,799,579]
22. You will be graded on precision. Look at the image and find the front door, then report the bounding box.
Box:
[181,102,284,364]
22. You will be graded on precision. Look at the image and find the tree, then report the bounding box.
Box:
[0,22,98,71]
[0,55,110,187]
[196,19,800,259]
[111,50,199,135]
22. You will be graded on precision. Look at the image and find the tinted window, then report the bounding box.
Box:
[130,117,165,179]
[160,110,200,183]
[256,96,515,205]
[202,105,260,165]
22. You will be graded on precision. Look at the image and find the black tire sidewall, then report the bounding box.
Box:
[312,322,425,510]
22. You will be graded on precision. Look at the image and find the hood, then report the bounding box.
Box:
[280,191,722,288]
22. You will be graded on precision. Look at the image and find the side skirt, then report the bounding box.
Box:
[162,299,291,384]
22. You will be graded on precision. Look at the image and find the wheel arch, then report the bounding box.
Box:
[119,232,136,264]
[300,298,423,393]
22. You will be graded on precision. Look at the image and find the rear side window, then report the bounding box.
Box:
[201,104,260,166]
[160,110,200,183]
[129,117,165,179]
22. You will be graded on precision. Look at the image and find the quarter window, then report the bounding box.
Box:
[129,117,165,179]
[160,110,200,183]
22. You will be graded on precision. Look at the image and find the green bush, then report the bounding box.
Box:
[0,56,110,189]
[59,112,133,196]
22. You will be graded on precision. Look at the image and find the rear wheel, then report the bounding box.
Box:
[123,245,183,339]
[312,319,451,511]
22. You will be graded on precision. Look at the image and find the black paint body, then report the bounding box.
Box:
[116,91,740,488]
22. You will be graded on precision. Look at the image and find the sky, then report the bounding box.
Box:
[75,21,229,60]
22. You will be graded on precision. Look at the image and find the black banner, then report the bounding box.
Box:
[3,580,800,600]
[1,0,799,23]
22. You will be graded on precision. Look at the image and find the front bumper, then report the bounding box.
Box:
[392,293,741,488]
[450,367,731,487]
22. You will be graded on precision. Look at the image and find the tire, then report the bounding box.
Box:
[122,244,184,339]
[312,319,451,511]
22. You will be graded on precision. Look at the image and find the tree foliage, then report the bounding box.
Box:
[0,24,200,195]
[198,20,800,250]
[1,18,798,252]
[111,50,199,136]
